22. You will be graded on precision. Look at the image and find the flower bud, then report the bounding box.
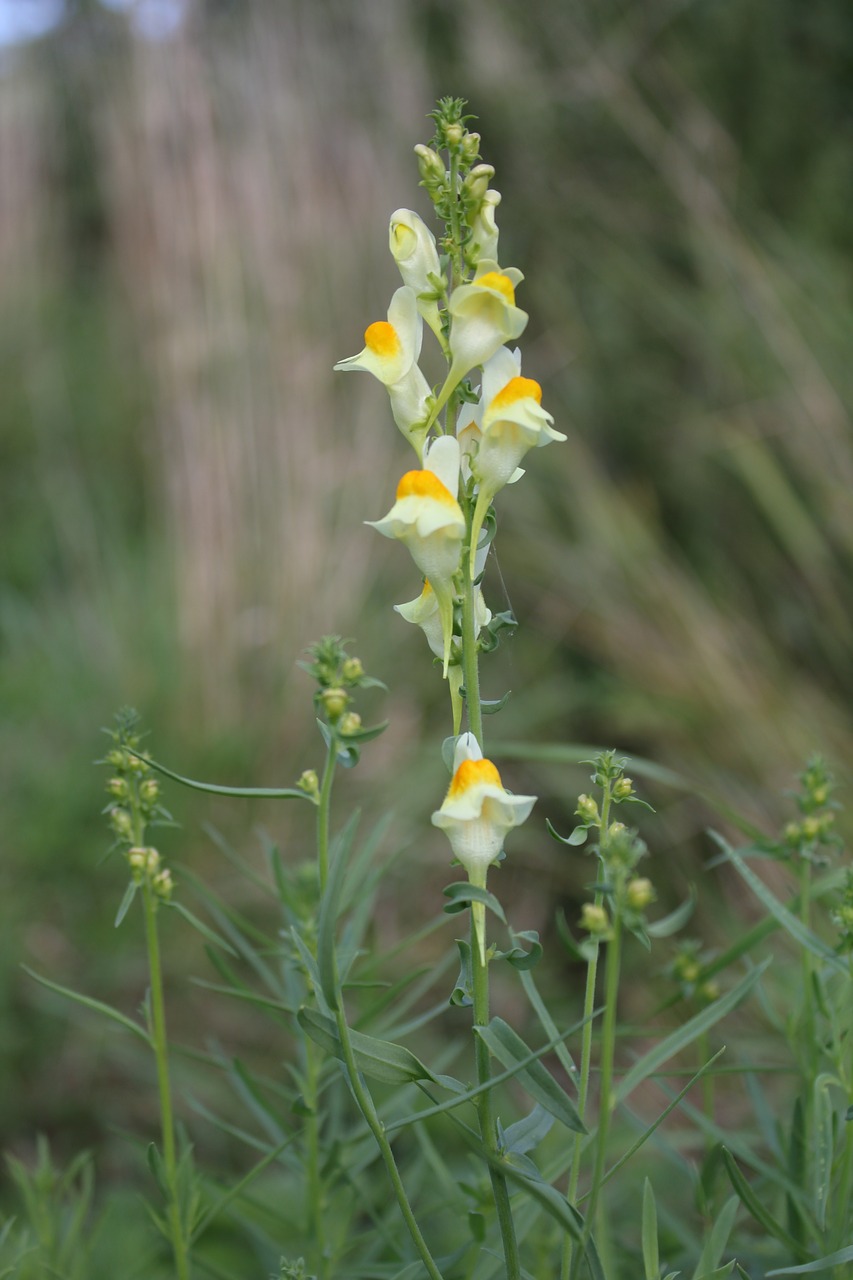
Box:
[341,656,364,683]
[106,748,127,770]
[145,847,161,874]
[698,980,720,1004]
[127,846,148,871]
[801,815,821,840]
[463,163,494,206]
[626,877,654,911]
[320,687,349,721]
[462,131,481,162]
[414,143,445,188]
[338,712,362,737]
[812,785,828,806]
[607,821,626,841]
[153,868,173,902]
[613,777,634,799]
[444,122,464,148]
[297,769,320,798]
[107,776,128,800]
[139,777,159,805]
[580,902,610,936]
[126,752,147,772]
[575,794,599,823]
[784,821,802,846]
[110,807,133,839]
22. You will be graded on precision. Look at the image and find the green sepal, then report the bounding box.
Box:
[297,1006,438,1085]
[443,881,507,923]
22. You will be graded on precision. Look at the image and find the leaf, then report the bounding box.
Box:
[501,929,543,971]
[23,965,152,1046]
[721,1147,805,1259]
[147,1142,168,1200]
[713,836,847,973]
[555,909,596,963]
[114,878,138,928]
[642,1179,660,1280]
[166,901,239,956]
[615,960,770,1103]
[475,1017,585,1134]
[690,1194,738,1280]
[127,750,312,800]
[297,1006,438,1085]
[481,691,512,715]
[766,1246,853,1275]
[812,1074,836,1231]
[495,1156,605,1280]
[450,939,473,1008]
[646,887,696,938]
[442,881,507,922]
[547,818,588,847]
[499,1104,554,1156]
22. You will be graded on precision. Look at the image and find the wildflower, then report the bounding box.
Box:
[467,346,565,573]
[432,733,536,961]
[367,436,465,675]
[394,579,490,732]
[334,285,432,456]
[389,209,444,339]
[430,261,528,423]
[467,188,501,262]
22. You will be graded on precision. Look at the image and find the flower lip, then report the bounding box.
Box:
[396,470,457,505]
[365,321,402,359]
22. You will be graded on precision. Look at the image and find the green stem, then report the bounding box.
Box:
[333,1004,444,1279]
[461,504,484,748]
[142,883,191,1280]
[316,740,337,894]
[585,910,622,1257]
[471,909,521,1279]
[304,1040,324,1277]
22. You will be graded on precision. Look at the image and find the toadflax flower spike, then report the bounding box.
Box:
[467,346,566,574]
[334,285,432,457]
[367,436,464,675]
[429,260,528,426]
[432,733,536,961]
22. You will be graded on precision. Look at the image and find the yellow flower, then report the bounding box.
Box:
[468,188,501,263]
[432,733,536,960]
[367,437,464,674]
[389,209,444,340]
[334,285,432,456]
[430,261,528,424]
[467,346,566,574]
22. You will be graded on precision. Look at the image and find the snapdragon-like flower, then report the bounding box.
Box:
[467,188,501,262]
[394,580,491,733]
[466,346,566,574]
[334,285,432,456]
[432,733,536,959]
[367,436,464,675]
[389,209,444,341]
[430,260,528,425]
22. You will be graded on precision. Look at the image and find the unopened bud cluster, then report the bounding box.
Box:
[100,708,174,905]
[670,941,719,1005]
[778,756,841,864]
[300,636,380,741]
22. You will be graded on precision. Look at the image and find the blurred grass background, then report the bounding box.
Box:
[1,0,852,1202]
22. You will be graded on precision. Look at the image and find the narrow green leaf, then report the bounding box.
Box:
[694,1265,736,1280]
[812,1074,836,1231]
[481,691,511,715]
[547,818,588,846]
[721,1148,805,1259]
[500,1104,554,1156]
[475,1017,585,1134]
[297,1006,438,1085]
[642,1178,660,1280]
[691,1194,738,1280]
[616,960,770,1103]
[114,879,138,928]
[443,881,506,922]
[129,750,311,801]
[23,965,152,1046]
[166,901,239,956]
[450,939,473,1008]
[766,1245,853,1275]
[147,1142,168,1199]
[713,836,846,973]
[497,930,543,971]
[496,1156,605,1280]
[646,887,696,938]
